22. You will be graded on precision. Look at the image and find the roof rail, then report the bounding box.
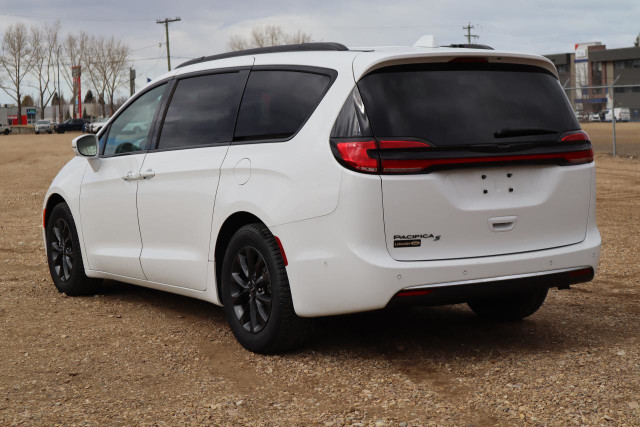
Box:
[446,43,494,50]
[176,42,349,69]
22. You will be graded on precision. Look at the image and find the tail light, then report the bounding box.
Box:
[330,86,593,174]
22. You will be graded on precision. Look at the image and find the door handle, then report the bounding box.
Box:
[138,169,155,180]
[122,171,138,181]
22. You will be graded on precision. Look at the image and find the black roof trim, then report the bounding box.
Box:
[445,44,494,50]
[176,42,349,69]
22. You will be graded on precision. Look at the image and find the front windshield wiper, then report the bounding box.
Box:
[494,128,559,139]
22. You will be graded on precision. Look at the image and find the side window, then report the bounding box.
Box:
[234,70,332,141]
[157,72,246,150]
[103,84,166,156]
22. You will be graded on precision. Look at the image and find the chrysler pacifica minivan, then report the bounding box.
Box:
[43,40,600,353]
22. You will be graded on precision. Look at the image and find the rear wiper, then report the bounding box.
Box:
[494,128,559,138]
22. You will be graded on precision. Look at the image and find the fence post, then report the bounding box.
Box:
[611,75,620,157]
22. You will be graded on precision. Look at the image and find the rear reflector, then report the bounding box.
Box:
[42,209,46,229]
[274,236,288,266]
[396,289,433,297]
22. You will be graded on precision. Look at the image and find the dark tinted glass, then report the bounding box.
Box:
[357,63,580,146]
[158,72,246,149]
[234,70,331,141]
[103,84,166,156]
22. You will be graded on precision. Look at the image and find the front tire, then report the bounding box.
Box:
[467,289,548,321]
[46,203,100,296]
[220,224,306,353]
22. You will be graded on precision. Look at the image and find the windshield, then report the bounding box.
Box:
[357,62,580,146]
[36,120,49,125]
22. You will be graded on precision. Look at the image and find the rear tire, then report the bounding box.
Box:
[220,223,307,353]
[467,288,548,321]
[45,202,100,296]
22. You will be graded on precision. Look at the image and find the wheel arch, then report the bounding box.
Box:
[43,193,67,229]
[213,211,266,300]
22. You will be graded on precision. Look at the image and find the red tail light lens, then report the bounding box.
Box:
[332,136,592,174]
[334,140,379,173]
[561,130,589,142]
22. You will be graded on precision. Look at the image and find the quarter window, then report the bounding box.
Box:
[158,72,246,150]
[234,70,332,141]
[103,84,166,156]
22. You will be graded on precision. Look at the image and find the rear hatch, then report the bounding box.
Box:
[331,59,593,261]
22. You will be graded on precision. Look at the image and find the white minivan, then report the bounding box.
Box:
[43,41,600,353]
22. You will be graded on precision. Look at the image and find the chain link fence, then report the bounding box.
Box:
[563,84,640,157]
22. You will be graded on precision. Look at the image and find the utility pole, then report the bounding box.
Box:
[156,17,181,71]
[57,45,62,122]
[129,68,136,96]
[462,22,479,44]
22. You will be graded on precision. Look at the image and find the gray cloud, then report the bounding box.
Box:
[1,0,638,104]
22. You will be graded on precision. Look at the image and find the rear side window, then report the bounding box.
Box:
[357,63,580,146]
[158,71,247,149]
[234,70,332,141]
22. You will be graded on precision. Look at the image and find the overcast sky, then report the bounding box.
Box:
[1,0,639,106]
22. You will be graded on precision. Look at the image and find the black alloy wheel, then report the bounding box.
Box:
[50,218,74,282]
[229,246,272,333]
[220,223,307,353]
[45,202,100,295]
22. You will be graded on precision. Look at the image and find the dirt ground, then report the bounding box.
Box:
[583,122,640,157]
[1,133,639,426]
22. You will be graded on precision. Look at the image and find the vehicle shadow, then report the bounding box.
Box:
[96,280,628,360]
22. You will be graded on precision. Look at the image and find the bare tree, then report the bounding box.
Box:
[0,23,35,125]
[228,25,312,51]
[103,37,129,115]
[81,34,109,117]
[30,22,60,119]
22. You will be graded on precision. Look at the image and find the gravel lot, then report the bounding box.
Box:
[1,133,639,426]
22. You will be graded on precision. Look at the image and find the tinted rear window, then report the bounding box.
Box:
[158,72,246,149]
[357,63,579,146]
[234,70,331,141]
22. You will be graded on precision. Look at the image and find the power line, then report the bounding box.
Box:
[156,17,181,71]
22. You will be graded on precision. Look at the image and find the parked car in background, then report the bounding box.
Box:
[0,123,11,135]
[34,120,53,134]
[82,122,91,133]
[54,118,88,134]
[588,113,601,122]
[89,118,109,134]
[602,108,631,122]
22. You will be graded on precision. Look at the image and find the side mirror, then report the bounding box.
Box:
[72,134,99,159]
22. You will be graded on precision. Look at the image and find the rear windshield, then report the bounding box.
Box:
[36,120,49,124]
[357,63,579,146]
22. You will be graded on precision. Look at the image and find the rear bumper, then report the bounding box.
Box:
[388,266,594,307]
[270,169,600,317]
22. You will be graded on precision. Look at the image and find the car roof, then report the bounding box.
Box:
[144,44,558,90]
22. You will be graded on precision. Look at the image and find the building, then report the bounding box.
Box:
[545,44,640,121]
